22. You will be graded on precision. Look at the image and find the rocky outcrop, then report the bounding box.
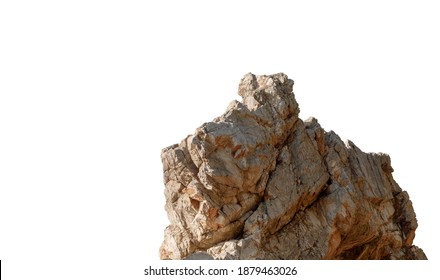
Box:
[159,73,427,260]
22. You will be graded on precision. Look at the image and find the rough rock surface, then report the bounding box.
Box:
[159,73,427,260]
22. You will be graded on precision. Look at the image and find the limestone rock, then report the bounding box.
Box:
[159,73,427,260]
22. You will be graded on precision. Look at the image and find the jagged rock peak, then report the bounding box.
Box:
[159,73,426,260]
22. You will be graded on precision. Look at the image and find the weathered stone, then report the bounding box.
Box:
[184,252,214,260]
[159,73,426,260]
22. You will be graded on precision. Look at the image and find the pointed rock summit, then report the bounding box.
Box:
[159,73,426,260]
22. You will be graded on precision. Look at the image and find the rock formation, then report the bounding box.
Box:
[159,73,427,260]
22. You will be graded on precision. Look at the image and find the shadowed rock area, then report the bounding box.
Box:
[159,73,427,260]
[184,252,214,260]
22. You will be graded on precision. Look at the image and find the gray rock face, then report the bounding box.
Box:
[184,252,214,260]
[159,73,426,260]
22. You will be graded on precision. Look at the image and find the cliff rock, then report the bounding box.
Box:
[159,73,427,260]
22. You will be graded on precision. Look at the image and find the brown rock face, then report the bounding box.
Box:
[159,73,427,260]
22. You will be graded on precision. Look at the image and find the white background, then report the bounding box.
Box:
[1,0,439,279]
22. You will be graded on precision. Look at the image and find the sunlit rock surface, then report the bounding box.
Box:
[159,73,426,260]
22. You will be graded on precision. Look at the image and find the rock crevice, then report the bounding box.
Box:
[159,73,426,260]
